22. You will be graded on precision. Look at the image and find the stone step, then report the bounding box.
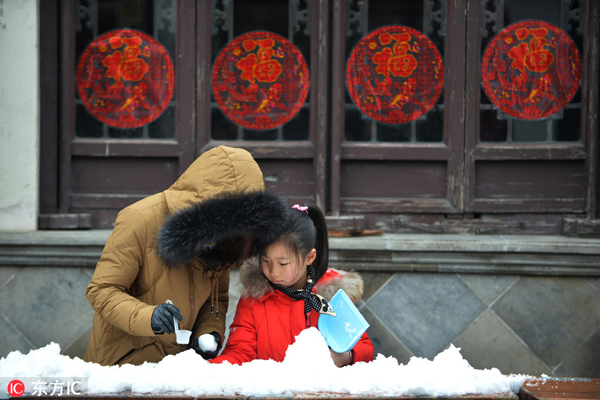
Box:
[1,231,600,275]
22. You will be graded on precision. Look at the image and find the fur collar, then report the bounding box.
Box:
[156,191,288,267]
[239,262,365,303]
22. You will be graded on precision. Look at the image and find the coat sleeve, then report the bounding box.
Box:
[209,297,258,365]
[350,331,374,363]
[86,208,156,337]
[191,269,230,340]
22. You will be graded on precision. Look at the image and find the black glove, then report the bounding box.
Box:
[151,303,183,334]
[192,331,222,359]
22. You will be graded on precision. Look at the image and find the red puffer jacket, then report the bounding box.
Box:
[211,266,374,365]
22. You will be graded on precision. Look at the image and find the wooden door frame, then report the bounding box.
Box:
[564,0,600,234]
[39,0,60,219]
[582,0,600,219]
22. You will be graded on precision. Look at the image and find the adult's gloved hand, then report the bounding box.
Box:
[151,303,183,334]
[192,332,222,359]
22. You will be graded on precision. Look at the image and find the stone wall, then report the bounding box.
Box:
[0,0,40,231]
[1,232,599,378]
[359,271,600,377]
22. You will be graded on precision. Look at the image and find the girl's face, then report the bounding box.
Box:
[261,241,317,290]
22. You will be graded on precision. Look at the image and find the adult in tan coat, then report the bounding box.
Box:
[84,146,287,366]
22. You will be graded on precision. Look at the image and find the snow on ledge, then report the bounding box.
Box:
[0,328,531,398]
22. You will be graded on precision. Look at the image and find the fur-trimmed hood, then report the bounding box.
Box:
[163,146,265,214]
[239,262,365,303]
[156,191,288,268]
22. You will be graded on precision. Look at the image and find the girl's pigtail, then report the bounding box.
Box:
[307,205,329,280]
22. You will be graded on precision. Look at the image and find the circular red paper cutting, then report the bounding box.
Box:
[481,20,581,120]
[346,25,444,125]
[76,29,174,129]
[212,31,309,131]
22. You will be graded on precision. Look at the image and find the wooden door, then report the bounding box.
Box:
[463,0,599,234]
[327,0,599,234]
[39,0,599,233]
[328,0,467,232]
[465,0,591,213]
[41,0,330,228]
[195,0,330,210]
[42,0,196,228]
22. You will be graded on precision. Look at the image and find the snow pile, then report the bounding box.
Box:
[0,328,530,398]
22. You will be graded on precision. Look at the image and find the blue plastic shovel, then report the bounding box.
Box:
[318,289,370,353]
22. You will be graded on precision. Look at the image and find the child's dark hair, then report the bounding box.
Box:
[269,204,329,280]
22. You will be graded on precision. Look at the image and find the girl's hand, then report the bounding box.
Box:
[329,349,353,367]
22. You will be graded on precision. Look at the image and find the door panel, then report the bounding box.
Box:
[55,0,195,228]
[341,161,448,198]
[331,0,466,217]
[464,0,589,215]
[257,159,315,205]
[196,0,328,209]
[71,157,179,194]
[475,161,586,200]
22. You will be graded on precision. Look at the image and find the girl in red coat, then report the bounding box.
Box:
[210,204,374,366]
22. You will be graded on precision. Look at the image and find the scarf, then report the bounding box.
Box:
[270,264,337,327]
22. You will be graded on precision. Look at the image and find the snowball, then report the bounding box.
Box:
[197,334,218,352]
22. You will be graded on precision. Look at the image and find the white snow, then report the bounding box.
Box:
[0,328,531,398]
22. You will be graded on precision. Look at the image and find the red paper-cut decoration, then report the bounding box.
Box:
[481,20,581,120]
[76,29,174,129]
[211,31,309,131]
[346,25,444,125]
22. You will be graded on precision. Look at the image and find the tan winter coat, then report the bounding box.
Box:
[84,146,265,366]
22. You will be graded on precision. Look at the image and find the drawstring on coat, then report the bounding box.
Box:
[211,274,219,319]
